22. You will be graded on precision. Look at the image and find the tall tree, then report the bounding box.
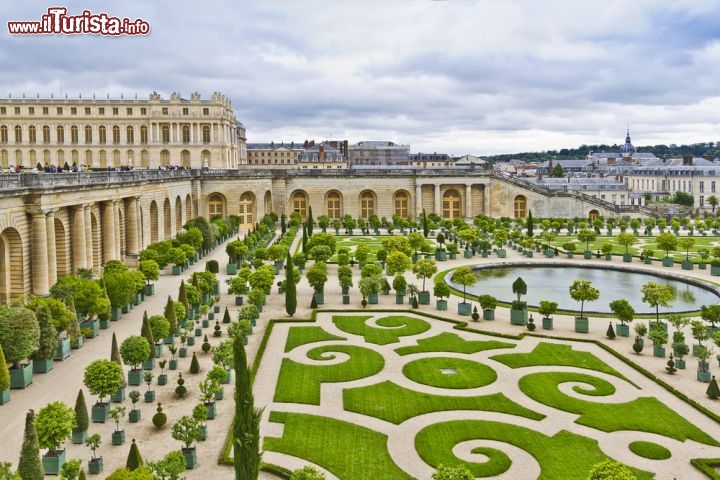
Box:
[285,251,297,317]
[306,206,314,236]
[526,210,534,238]
[233,332,261,479]
[140,311,154,351]
[17,410,43,480]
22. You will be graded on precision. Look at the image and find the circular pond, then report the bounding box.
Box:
[446,264,720,314]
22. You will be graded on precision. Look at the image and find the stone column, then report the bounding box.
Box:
[46,210,57,288]
[72,205,87,271]
[84,205,93,270]
[31,211,50,296]
[465,184,473,219]
[103,200,116,263]
[483,183,490,216]
[126,197,139,258]
[434,184,441,216]
[113,201,122,260]
[415,183,422,217]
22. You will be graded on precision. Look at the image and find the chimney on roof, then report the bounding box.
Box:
[304,140,309,148]
[319,145,325,161]
[703,154,714,161]
[683,155,693,166]
[607,157,615,166]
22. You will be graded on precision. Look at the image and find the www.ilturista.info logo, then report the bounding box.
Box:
[7,7,150,35]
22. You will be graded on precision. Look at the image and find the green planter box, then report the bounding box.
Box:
[395,294,405,305]
[91,402,110,423]
[144,391,156,403]
[215,389,224,401]
[463,250,473,259]
[154,344,164,358]
[158,374,168,386]
[698,370,712,383]
[182,447,197,469]
[616,324,630,337]
[71,336,83,349]
[163,335,175,345]
[110,307,122,321]
[80,319,100,338]
[226,263,237,275]
[483,309,495,320]
[676,358,686,369]
[712,266,720,276]
[235,296,243,306]
[54,337,71,360]
[135,293,142,305]
[144,284,155,296]
[681,260,694,270]
[644,257,653,265]
[457,302,471,316]
[32,357,54,374]
[142,357,155,370]
[88,457,103,475]
[128,369,142,386]
[574,317,589,333]
[42,449,66,475]
[0,388,9,405]
[99,318,110,329]
[111,430,125,446]
[9,362,33,389]
[583,251,592,259]
[542,317,553,330]
[418,291,430,305]
[313,292,325,305]
[510,308,527,325]
[653,346,666,358]
[111,387,125,403]
[179,347,188,358]
[436,299,448,310]
[544,250,555,258]
[71,429,87,444]
[205,401,217,419]
[129,409,141,423]
[121,304,131,314]
[604,254,612,261]
[369,293,379,304]
[342,294,350,305]
[172,265,182,275]
[662,257,674,267]
[623,254,633,262]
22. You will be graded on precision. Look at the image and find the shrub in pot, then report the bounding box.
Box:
[83,359,123,423]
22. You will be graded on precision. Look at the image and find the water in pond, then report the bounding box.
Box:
[447,265,720,314]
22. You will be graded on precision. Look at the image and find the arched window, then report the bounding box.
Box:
[208,194,224,218]
[42,126,50,144]
[99,126,106,144]
[29,149,36,165]
[161,124,170,144]
[239,192,255,226]
[140,126,148,144]
[70,125,78,144]
[201,150,210,166]
[291,191,308,217]
[99,150,106,168]
[360,191,375,219]
[14,125,22,143]
[112,126,120,144]
[43,149,50,164]
[126,126,134,144]
[28,126,36,144]
[15,149,22,166]
[85,150,93,167]
[181,150,190,168]
[0,125,7,143]
[56,126,64,144]
[394,191,409,218]
[113,149,120,166]
[84,125,92,144]
[588,210,600,222]
[0,150,7,167]
[72,150,79,165]
[513,195,527,218]
[326,191,342,220]
[160,150,170,166]
[140,149,148,168]
[202,125,211,144]
[442,189,461,219]
[182,125,190,144]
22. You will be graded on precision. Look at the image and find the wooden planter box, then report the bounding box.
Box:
[483,309,495,321]
[111,387,125,403]
[88,457,103,475]
[111,430,125,445]
[395,294,405,305]
[542,317,553,330]
[9,362,33,389]
[99,318,110,329]
[418,291,430,305]
[653,346,666,358]
[54,337,71,361]
[128,369,143,386]
[313,292,325,305]
[616,324,630,337]
[144,391,156,403]
[32,357,54,374]
[142,357,156,370]
[226,263,237,275]
[436,299,448,310]
[681,260,694,270]
[110,307,122,321]
[342,294,350,305]
[235,296,243,306]
[662,257,674,267]
[623,254,633,262]
[71,429,87,444]
[457,302,471,316]
[91,402,110,423]
[42,449,66,475]
[144,284,155,296]
[80,319,100,338]
[205,401,217,419]
[0,388,9,405]
[129,409,141,423]
[368,293,379,304]
[574,317,589,333]
[182,447,197,469]
[510,308,527,326]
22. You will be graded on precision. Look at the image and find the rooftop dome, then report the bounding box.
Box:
[620,128,635,155]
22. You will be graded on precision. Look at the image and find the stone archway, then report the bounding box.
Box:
[0,228,24,304]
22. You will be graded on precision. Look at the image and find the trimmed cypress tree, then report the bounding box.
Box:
[73,390,89,436]
[140,311,154,351]
[178,280,189,315]
[110,333,126,388]
[125,439,143,471]
[17,409,43,480]
[606,322,616,339]
[222,307,231,324]
[280,213,286,235]
[189,353,200,374]
[233,330,261,479]
[306,206,314,236]
[708,376,720,399]
[78,468,86,480]
[285,251,297,317]
[0,344,10,393]
[164,296,178,335]
[301,225,308,253]
[31,304,58,361]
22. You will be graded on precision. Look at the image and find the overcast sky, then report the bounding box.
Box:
[2,0,720,155]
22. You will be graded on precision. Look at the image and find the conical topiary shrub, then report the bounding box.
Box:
[0,344,10,398]
[164,296,177,335]
[708,376,720,399]
[18,409,43,480]
[222,307,231,324]
[189,353,200,374]
[72,390,89,442]
[606,322,616,339]
[125,439,143,471]
[140,311,154,351]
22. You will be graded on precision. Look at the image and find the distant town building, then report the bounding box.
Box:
[348,140,409,166]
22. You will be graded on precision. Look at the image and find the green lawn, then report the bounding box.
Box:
[415,419,653,479]
[395,332,514,356]
[284,325,346,353]
[629,441,672,460]
[274,344,385,405]
[343,380,544,424]
[491,342,628,381]
[519,371,719,445]
[265,411,414,480]
[402,356,497,389]
[332,315,431,345]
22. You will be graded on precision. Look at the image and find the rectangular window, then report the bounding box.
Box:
[42,107,49,115]
[140,107,147,115]
[28,107,34,115]
[700,181,705,193]
[203,107,209,115]
[712,181,716,193]
[112,107,119,115]
[98,107,105,115]
[126,108,133,115]
[0,107,5,114]
[56,107,63,114]
[182,107,189,115]
[700,196,705,206]
[14,107,20,114]
[71,107,77,115]
[162,107,168,115]
[85,107,91,115]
